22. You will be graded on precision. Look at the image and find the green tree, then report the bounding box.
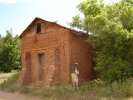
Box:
[70,0,133,82]
[69,0,104,34]
[0,34,3,52]
[0,31,21,72]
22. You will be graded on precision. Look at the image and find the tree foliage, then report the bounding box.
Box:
[0,34,3,52]
[70,0,133,82]
[0,31,21,72]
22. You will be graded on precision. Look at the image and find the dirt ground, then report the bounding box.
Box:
[0,90,133,100]
[0,90,43,100]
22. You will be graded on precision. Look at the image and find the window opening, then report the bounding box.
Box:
[36,23,41,33]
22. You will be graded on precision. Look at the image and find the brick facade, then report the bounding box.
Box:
[17,17,94,87]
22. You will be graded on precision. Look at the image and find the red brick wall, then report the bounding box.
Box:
[68,32,94,83]
[18,21,72,86]
[18,20,94,86]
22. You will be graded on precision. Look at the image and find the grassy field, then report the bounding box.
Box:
[0,71,133,100]
[0,72,12,84]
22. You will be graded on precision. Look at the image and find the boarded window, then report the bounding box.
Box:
[36,23,41,33]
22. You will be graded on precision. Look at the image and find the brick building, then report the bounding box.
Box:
[18,17,94,87]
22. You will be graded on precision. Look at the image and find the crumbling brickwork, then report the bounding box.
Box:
[18,17,94,87]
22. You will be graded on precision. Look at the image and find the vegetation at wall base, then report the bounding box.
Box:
[0,72,132,100]
[0,70,20,92]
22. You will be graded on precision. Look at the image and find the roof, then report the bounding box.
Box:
[19,17,87,38]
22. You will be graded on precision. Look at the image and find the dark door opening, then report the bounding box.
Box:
[38,53,45,81]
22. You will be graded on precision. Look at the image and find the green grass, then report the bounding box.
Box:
[0,72,12,84]
[0,71,133,100]
[0,70,20,92]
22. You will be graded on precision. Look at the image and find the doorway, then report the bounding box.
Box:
[38,53,45,81]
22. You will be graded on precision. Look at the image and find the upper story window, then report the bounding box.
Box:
[36,23,41,33]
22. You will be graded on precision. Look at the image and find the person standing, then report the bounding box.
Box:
[71,63,79,90]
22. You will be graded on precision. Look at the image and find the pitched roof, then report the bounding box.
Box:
[19,17,87,38]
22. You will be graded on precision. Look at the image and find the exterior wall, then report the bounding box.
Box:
[68,32,94,83]
[18,21,71,86]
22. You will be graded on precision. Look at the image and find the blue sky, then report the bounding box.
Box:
[0,0,120,37]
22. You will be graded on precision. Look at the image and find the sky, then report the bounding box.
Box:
[0,0,120,37]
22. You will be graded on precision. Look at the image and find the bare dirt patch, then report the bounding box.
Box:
[0,90,43,100]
